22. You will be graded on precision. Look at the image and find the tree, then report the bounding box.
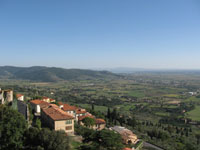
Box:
[93,129,123,150]
[107,107,111,119]
[127,117,137,128]
[0,105,27,150]
[35,118,41,129]
[77,126,123,150]
[82,117,96,127]
[92,104,94,111]
[195,134,200,145]
[111,108,117,122]
[24,127,70,150]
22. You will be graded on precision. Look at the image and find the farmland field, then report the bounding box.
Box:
[187,105,200,121]
[1,72,200,150]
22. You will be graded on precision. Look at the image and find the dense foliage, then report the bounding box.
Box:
[24,127,70,150]
[81,117,95,127]
[0,105,70,150]
[75,125,123,150]
[0,105,27,150]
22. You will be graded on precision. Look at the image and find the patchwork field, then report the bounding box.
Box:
[187,105,200,121]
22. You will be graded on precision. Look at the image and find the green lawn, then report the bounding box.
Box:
[187,105,200,121]
[115,103,136,111]
[184,96,200,103]
[163,94,180,98]
[128,90,145,98]
[155,112,170,117]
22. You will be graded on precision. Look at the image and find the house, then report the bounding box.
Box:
[75,108,87,121]
[59,102,77,117]
[110,126,138,144]
[11,99,29,121]
[78,115,106,130]
[16,94,24,101]
[41,96,56,103]
[30,99,49,115]
[41,104,75,135]
[95,118,106,130]
[0,89,13,104]
[58,102,87,121]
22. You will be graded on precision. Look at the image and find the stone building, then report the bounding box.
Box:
[110,126,138,144]
[78,115,106,130]
[0,89,13,104]
[41,104,75,135]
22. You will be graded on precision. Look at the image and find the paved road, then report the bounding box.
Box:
[143,142,164,150]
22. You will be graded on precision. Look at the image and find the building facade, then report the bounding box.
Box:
[41,104,75,135]
[110,126,138,144]
[78,115,106,130]
[0,89,13,104]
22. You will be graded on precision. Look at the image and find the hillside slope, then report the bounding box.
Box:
[0,66,120,82]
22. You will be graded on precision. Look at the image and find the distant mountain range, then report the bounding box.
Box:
[0,66,121,82]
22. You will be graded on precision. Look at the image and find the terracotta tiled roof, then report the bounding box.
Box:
[50,99,55,102]
[95,118,106,124]
[30,99,49,106]
[42,105,74,121]
[50,104,59,108]
[58,102,86,114]
[16,94,24,98]
[58,102,63,105]
[123,148,132,150]
[62,104,77,111]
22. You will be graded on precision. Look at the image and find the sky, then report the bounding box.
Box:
[0,0,200,69]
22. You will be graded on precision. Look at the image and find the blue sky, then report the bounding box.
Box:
[0,0,200,69]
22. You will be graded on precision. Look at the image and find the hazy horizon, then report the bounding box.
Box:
[1,0,200,69]
[2,65,200,72]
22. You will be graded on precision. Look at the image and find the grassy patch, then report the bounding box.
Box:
[184,96,200,103]
[128,91,145,98]
[70,141,81,150]
[187,105,200,121]
[115,103,136,111]
[155,112,170,117]
[163,94,180,98]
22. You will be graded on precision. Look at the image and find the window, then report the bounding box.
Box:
[66,120,72,124]
[66,126,72,130]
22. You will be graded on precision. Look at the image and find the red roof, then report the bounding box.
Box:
[123,148,132,150]
[50,99,55,102]
[16,94,24,98]
[62,104,77,111]
[95,118,106,124]
[42,105,74,121]
[58,102,63,105]
[30,99,49,106]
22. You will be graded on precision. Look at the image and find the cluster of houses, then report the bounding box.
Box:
[30,97,106,135]
[0,88,139,147]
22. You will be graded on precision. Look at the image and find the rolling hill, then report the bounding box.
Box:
[0,66,121,82]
